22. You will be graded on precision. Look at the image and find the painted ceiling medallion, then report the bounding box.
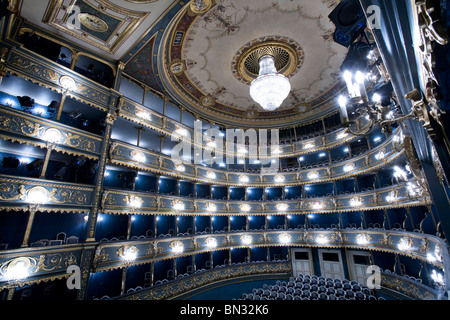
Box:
[77,13,109,33]
[233,37,304,84]
[190,0,213,14]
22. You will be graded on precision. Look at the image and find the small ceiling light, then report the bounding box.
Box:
[249,55,291,111]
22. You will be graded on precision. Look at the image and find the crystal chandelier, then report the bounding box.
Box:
[249,55,291,111]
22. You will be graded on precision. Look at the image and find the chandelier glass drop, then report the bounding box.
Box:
[249,55,291,111]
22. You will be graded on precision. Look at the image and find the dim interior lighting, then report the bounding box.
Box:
[286,215,292,220]
[84,215,89,222]
[4,98,14,107]
[374,136,382,142]
[131,150,146,163]
[267,215,272,220]
[240,204,251,212]
[398,237,413,251]
[205,237,218,249]
[319,153,327,158]
[274,175,285,183]
[299,157,305,161]
[33,106,47,116]
[278,233,292,244]
[170,241,184,254]
[206,170,216,180]
[240,234,253,245]
[26,186,49,204]
[43,128,63,144]
[97,215,104,222]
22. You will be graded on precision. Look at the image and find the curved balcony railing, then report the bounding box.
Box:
[0,174,95,214]
[119,96,373,159]
[90,229,445,274]
[2,47,374,160]
[101,181,429,217]
[108,128,405,187]
[0,105,103,160]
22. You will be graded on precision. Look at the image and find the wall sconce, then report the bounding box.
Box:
[316,234,329,244]
[59,76,76,92]
[130,150,146,163]
[343,163,355,173]
[0,257,37,281]
[274,175,285,183]
[240,234,253,245]
[240,204,251,212]
[239,175,249,183]
[42,128,63,144]
[398,236,413,251]
[170,241,185,254]
[278,233,292,244]
[172,200,185,211]
[276,203,289,212]
[206,203,217,212]
[205,237,218,249]
[355,233,371,245]
[349,197,363,207]
[125,195,143,209]
[26,186,49,205]
[117,245,139,261]
[206,170,216,180]
[307,171,319,180]
[175,163,186,172]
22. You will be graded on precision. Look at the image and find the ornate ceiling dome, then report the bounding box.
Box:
[158,0,348,128]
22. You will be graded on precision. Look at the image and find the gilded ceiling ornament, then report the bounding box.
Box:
[190,0,212,14]
[77,13,109,33]
[170,60,186,75]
